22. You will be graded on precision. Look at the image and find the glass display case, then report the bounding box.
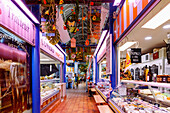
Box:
[109,80,170,113]
[40,80,61,109]
[95,79,112,102]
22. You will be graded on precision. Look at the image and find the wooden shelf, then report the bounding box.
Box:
[121,80,170,88]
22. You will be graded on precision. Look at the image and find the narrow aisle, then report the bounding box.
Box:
[53,82,99,113]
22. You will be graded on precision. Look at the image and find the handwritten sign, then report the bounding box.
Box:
[40,34,64,63]
[131,48,141,63]
[0,0,35,45]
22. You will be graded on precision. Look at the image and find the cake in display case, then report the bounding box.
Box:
[40,80,61,109]
[109,80,170,113]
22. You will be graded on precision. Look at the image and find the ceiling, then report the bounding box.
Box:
[119,0,170,57]
[40,52,60,64]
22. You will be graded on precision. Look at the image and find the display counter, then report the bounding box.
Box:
[55,83,66,98]
[95,87,108,102]
[40,80,63,110]
[108,80,170,113]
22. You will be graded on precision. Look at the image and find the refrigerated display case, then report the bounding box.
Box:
[108,80,170,113]
[40,80,61,109]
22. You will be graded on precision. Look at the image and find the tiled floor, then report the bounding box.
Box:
[52,82,99,113]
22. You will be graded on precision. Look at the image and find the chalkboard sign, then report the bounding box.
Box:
[131,48,141,63]
[166,44,170,64]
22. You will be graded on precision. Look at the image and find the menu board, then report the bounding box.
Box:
[106,34,112,74]
[131,48,141,63]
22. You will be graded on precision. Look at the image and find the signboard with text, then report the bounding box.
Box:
[106,34,112,74]
[131,48,141,63]
[0,0,36,46]
[40,34,64,63]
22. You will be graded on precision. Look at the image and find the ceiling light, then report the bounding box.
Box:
[13,0,40,24]
[40,59,50,61]
[163,24,170,29]
[119,42,136,51]
[142,3,170,29]
[145,36,152,40]
[113,0,121,6]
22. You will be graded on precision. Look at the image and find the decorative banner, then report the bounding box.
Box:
[0,0,36,46]
[131,48,141,63]
[125,51,131,71]
[71,37,76,48]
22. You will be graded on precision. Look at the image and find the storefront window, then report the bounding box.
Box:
[0,27,32,112]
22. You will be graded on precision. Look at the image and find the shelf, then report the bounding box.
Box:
[121,80,170,88]
[40,79,60,83]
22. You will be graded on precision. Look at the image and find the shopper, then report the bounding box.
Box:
[66,75,68,89]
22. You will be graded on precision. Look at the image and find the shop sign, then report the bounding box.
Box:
[0,0,36,46]
[97,39,106,62]
[131,48,141,63]
[106,34,112,74]
[0,33,29,56]
[40,34,64,63]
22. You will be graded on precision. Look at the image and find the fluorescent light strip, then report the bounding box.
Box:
[56,44,67,56]
[94,30,108,56]
[142,3,170,29]
[40,59,50,61]
[113,0,122,6]
[163,24,170,29]
[14,0,40,24]
[145,36,152,40]
[119,42,136,51]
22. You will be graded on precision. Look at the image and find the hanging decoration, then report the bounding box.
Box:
[65,0,80,33]
[59,0,64,4]
[41,0,61,45]
[82,16,86,21]
[85,39,89,46]
[46,30,60,45]
[92,15,97,21]
[71,37,76,48]
[90,2,94,6]
[60,10,63,14]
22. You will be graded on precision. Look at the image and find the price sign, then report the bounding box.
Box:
[131,48,141,63]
